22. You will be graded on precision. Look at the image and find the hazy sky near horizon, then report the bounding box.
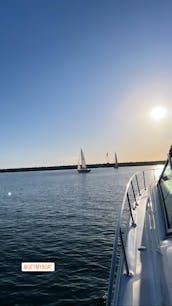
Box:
[0,0,172,167]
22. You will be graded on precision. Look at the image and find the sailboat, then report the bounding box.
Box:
[77,149,91,173]
[114,152,118,169]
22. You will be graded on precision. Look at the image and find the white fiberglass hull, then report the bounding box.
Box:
[77,168,91,173]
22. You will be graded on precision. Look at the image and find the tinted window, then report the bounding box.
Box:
[159,160,172,229]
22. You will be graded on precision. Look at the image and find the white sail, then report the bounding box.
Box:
[77,149,91,173]
[81,149,86,169]
[114,152,118,168]
[77,154,81,170]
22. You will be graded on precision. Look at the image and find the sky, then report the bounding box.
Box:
[0,0,172,167]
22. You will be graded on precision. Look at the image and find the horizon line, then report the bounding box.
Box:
[0,160,165,173]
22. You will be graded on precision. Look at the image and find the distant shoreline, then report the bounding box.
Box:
[0,160,165,173]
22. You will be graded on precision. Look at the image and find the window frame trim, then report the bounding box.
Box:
[158,160,172,235]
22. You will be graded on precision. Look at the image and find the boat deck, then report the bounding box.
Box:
[117,189,163,306]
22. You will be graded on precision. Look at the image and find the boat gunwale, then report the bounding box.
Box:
[106,167,163,306]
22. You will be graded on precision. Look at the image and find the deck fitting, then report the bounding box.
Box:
[138,245,147,251]
[123,271,134,277]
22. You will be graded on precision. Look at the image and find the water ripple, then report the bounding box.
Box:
[0,166,151,305]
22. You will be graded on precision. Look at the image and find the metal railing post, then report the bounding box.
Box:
[143,171,146,190]
[131,180,138,207]
[127,192,136,226]
[135,175,141,196]
[119,228,130,276]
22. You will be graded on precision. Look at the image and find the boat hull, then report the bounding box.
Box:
[77,168,91,173]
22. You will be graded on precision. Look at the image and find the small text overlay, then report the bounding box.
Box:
[21,262,55,272]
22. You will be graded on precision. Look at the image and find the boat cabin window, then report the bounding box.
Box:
[159,159,172,233]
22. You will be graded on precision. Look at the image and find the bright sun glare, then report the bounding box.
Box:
[150,106,167,121]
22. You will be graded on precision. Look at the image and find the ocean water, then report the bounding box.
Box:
[0,166,156,306]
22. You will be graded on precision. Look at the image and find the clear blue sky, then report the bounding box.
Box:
[0,0,172,167]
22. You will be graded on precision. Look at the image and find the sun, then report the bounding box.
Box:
[150,106,167,121]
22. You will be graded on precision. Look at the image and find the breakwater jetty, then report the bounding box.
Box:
[0,160,165,173]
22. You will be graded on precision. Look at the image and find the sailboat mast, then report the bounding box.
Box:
[106,152,109,164]
[114,152,118,168]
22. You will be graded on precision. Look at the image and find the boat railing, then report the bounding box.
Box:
[106,167,163,306]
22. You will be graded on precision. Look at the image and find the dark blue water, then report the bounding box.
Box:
[0,166,151,306]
